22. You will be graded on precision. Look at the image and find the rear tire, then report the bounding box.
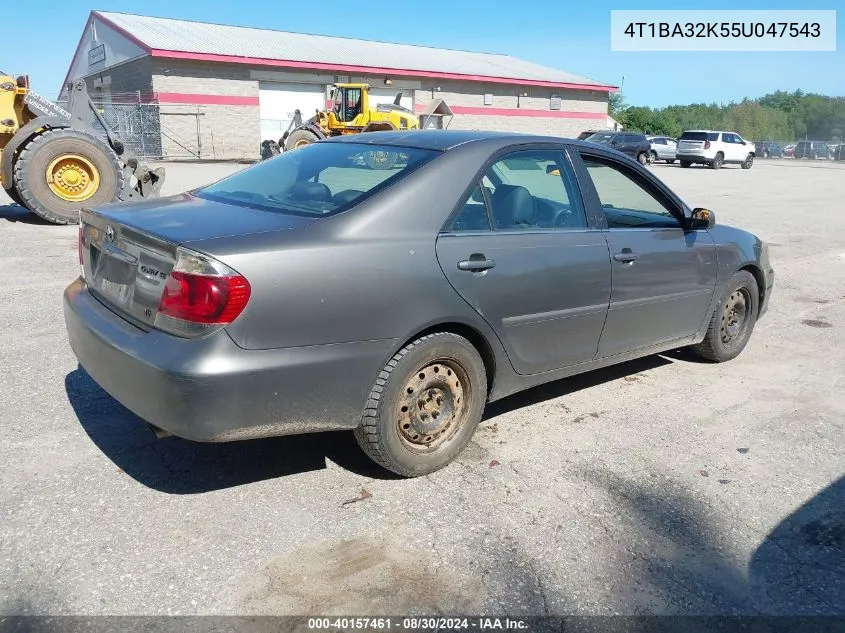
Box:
[354,332,487,477]
[691,270,759,363]
[13,128,122,225]
[284,128,320,152]
[710,153,724,170]
[680,160,691,168]
[666,159,676,164]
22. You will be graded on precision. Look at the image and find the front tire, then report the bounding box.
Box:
[13,128,123,225]
[650,150,658,163]
[691,271,759,363]
[284,128,320,151]
[354,333,487,477]
[741,153,754,170]
[680,160,691,168]
[637,152,649,165]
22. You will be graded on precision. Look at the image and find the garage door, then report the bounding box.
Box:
[259,82,326,142]
[368,88,414,112]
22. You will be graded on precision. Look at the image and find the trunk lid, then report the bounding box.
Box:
[80,193,319,329]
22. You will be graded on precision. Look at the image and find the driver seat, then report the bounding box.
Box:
[490,185,535,229]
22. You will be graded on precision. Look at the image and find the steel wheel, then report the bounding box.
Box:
[396,359,469,452]
[720,288,752,346]
[46,154,100,202]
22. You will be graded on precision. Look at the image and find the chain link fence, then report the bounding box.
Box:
[56,92,211,160]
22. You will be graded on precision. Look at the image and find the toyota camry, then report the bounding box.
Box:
[64,130,774,477]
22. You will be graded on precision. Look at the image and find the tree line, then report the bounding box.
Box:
[610,90,845,142]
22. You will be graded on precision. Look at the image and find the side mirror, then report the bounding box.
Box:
[689,207,716,230]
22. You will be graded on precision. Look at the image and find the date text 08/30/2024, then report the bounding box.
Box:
[307,618,528,630]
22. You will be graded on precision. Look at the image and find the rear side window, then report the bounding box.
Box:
[196,142,437,217]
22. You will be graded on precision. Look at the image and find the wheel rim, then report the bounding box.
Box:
[746,155,753,168]
[650,151,658,162]
[396,359,469,452]
[720,288,751,345]
[45,154,100,202]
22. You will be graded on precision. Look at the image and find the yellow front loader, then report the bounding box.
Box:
[0,73,164,224]
[280,83,423,168]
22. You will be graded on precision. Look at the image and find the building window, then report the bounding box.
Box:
[483,93,493,106]
[550,94,561,110]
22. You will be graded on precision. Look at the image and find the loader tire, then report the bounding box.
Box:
[13,128,123,225]
[284,129,320,151]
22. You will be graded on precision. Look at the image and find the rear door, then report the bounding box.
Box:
[678,131,708,155]
[570,149,718,357]
[435,147,611,375]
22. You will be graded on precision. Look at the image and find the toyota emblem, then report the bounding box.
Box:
[105,226,115,242]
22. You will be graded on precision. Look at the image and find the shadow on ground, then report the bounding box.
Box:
[573,469,845,621]
[66,355,675,494]
[64,367,395,494]
[0,202,49,224]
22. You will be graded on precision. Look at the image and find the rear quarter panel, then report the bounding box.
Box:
[185,142,513,358]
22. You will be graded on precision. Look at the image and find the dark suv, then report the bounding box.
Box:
[794,141,831,160]
[584,132,652,164]
[756,141,783,158]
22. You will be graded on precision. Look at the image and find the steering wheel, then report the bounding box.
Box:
[551,204,575,227]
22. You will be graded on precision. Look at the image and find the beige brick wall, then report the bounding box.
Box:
[414,79,609,138]
[448,114,603,138]
[152,60,261,160]
[94,59,610,160]
[156,103,260,160]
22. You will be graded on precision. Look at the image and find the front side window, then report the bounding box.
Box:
[197,142,437,217]
[582,156,682,229]
[481,151,587,230]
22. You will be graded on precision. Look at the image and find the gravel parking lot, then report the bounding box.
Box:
[1,158,843,616]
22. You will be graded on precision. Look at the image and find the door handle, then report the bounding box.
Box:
[458,255,496,272]
[613,250,639,263]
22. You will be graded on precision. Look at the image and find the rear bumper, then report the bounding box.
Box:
[677,153,713,163]
[64,278,398,442]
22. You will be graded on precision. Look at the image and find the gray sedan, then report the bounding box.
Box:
[64,131,774,477]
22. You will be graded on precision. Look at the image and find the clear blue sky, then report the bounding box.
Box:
[2,0,842,105]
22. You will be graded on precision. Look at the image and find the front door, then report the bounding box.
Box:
[435,149,612,375]
[572,151,718,358]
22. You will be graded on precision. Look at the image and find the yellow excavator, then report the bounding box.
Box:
[1,73,164,224]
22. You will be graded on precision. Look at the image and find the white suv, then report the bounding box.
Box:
[676,130,756,170]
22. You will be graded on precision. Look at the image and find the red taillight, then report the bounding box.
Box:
[158,271,250,325]
[704,140,711,150]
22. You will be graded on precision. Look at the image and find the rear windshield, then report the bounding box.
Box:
[680,131,719,141]
[196,142,437,217]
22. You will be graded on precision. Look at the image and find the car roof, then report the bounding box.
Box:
[325,129,612,152]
